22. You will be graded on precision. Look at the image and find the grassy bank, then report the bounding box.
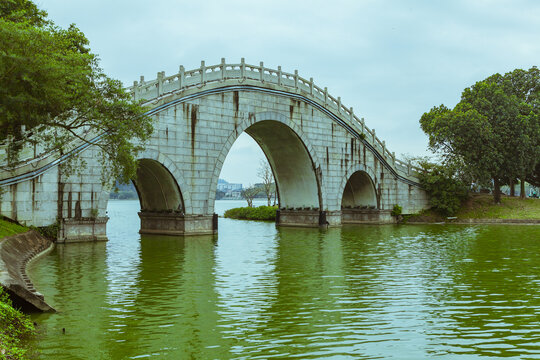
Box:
[407,194,540,222]
[0,218,28,239]
[224,206,277,221]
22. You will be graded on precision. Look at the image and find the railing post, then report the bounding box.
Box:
[382,140,386,155]
[178,66,184,90]
[361,117,365,132]
[220,58,225,82]
[133,81,139,101]
[140,75,145,84]
[240,57,245,79]
[372,129,376,142]
[294,70,298,89]
[259,61,264,82]
[277,66,282,86]
[392,151,395,164]
[309,77,314,95]
[324,87,328,105]
[200,60,206,84]
[157,71,164,96]
[407,161,411,175]
[350,107,354,123]
[337,96,341,113]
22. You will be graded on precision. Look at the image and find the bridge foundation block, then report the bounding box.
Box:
[276,209,328,227]
[341,209,394,224]
[138,211,217,236]
[59,217,108,243]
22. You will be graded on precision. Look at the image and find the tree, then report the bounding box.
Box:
[257,159,275,206]
[0,0,153,184]
[241,186,260,207]
[420,68,540,204]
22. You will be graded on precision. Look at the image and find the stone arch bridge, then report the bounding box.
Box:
[0,59,428,242]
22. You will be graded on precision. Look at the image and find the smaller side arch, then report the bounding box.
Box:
[338,163,379,209]
[136,149,192,214]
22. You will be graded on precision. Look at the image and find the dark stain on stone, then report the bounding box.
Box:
[165,127,168,139]
[233,91,239,113]
[350,138,354,163]
[289,104,294,120]
[363,146,366,164]
[326,147,329,168]
[191,104,198,154]
[67,191,72,218]
[75,200,81,219]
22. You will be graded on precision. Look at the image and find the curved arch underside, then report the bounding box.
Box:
[134,159,184,212]
[245,120,320,209]
[342,171,377,208]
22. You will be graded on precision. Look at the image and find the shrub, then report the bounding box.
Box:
[224,206,277,221]
[391,204,402,217]
[418,162,469,216]
[0,288,35,359]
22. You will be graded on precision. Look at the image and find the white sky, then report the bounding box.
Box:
[38,0,540,185]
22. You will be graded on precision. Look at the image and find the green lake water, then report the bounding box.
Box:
[29,200,540,359]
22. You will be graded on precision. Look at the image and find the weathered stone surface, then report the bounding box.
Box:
[0,60,429,240]
[0,230,54,312]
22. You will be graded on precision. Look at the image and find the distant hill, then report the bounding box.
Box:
[110,181,138,200]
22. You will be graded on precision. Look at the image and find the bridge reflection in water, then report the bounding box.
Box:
[28,200,540,359]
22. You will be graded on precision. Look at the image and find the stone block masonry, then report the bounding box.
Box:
[0,59,429,241]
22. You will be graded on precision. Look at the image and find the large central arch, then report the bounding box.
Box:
[210,111,324,226]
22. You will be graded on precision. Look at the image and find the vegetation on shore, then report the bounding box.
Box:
[406,194,540,222]
[0,218,28,239]
[0,288,36,359]
[224,206,277,221]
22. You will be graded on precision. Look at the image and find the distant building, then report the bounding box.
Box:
[217,179,243,198]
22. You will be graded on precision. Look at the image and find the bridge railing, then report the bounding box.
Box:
[128,58,423,177]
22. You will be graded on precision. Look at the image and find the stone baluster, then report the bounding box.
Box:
[392,151,395,164]
[140,75,145,84]
[294,70,299,89]
[259,61,264,82]
[407,161,411,175]
[349,107,354,123]
[200,60,206,84]
[178,66,184,90]
[309,77,314,95]
[157,71,164,96]
[337,97,341,113]
[278,66,282,86]
[324,87,328,105]
[220,58,225,82]
[240,57,245,79]
[133,81,139,101]
[372,129,376,142]
[382,140,386,156]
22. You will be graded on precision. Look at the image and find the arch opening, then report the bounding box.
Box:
[244,120,320,210]
[341,171,377,209]
[132,159,188,236]
[133,159,184,212]
[216,119,323,227]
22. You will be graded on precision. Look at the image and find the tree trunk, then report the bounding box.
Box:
[493,178,501,204]
[509,179,515,197]
[520,179,526,199]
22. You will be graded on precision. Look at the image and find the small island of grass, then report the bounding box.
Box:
[224,206,277,221]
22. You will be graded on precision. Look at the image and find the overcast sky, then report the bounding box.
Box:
[38,0,540,185]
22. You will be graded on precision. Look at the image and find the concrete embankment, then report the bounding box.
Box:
[0,230,55,312]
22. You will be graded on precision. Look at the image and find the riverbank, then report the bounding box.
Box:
[406,193,540,223]
[223,206,277,221]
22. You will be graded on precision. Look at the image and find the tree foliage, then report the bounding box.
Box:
[241,186,260,207]
[420,67,540,203]
[0,0,153,184]
[417,161,469,216]
[257,159,276,206]
[0,287,35,359]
